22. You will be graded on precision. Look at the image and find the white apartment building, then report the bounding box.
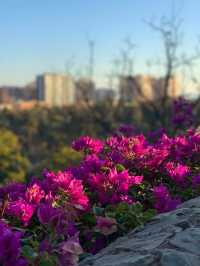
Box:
[36,73,75,107]
[119,75,182,103]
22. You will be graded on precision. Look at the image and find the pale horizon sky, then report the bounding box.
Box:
[0,0,199,89]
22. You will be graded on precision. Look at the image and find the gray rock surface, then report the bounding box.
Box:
[79,197,200,266]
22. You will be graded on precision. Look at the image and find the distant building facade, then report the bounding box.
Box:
[0,85,36,104]
[36,73,75,107]
[152,77,181,100]
[94,88,116,102]
[13,100,39,111]
[119,75,181,103]
[0,87,12,103]
[75,78,95,104]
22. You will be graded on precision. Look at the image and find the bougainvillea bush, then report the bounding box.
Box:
[0,98,199,266]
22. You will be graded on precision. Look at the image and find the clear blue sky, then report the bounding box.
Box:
[0,0,199,87]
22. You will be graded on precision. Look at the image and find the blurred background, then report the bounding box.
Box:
[0,0,200,183]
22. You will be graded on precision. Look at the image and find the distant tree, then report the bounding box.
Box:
[114,11,200,128]
[0,128,30,183]
[75,78,95,105]
[143,12,200,126]
[32,146,83,174]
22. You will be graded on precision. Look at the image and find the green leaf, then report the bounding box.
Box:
[22,245,38,261]
[39,253,58,266]
[81,213,96,226]
[116,164,125,172]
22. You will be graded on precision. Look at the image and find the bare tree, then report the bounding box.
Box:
[111,11,200,128]
[144,12,200,107]
[86,35,95,81]
[119,37,136,76]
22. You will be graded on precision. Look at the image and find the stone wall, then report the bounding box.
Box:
[80,197,200,266]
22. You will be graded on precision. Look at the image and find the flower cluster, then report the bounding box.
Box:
[153,184,181,213]
[0,171,88,265]
[171,97,194,129]
[1,123,200,265]
[88,168,143,205]
[72,136,103,154]
[0,221,27,266]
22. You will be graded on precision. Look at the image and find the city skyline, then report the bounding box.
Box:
[0,72,182,111]
[0,0,199,89]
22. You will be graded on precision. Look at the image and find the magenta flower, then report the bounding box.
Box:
[0,220,27,266]
[171,97,194,128]
[153,184,169,199]
[192,174,200,188]
[0,183,26,201]
[2,124,200,263]
[165,162,190,184]
[95,216,117,235]
[43,170,89,210]
[25,183,45,204]
[6,199,35,225]
[37,203,61,225]
[72,136,103,154]
[90,168,142,205]
[153,184,181,213]
[106,136,119,148]
[58,234,83,266]
[118,124,135,137]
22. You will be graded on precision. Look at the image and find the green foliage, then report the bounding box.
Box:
[105,203,156,232]
[47,146,82,170]
[22,242,58,266]
[0,99,198,183]
[33,146,83,174]
[21,245,38,262]
[38,253,58,266]
[116,164,126,172]
[0,128,29,183]
[81,212,96,227]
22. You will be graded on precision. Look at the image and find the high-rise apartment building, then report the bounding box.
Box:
[119,75,181,102]
[36,73,75,107]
